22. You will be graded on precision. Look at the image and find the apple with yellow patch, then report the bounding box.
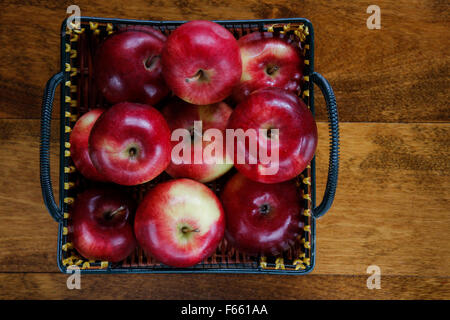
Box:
[231,32,304,103]
[134,178,225,267]
[69,108,106,181]
[161,97,234,182]
[89,102,171,186]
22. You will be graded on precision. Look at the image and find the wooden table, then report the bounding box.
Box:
[0,0,448,300]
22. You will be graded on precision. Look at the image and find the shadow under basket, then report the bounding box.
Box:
[40,17,339,275]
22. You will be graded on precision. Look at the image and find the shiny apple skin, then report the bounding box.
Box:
[231,32,304,103]
[69,108,106,181]
[221,172,303,255]
[94,27,170,106]
[161,97,234,182]
[161,20,242,105]
[71,188,136,262]
[89,102,171,186]
[134,178,225,268]
[227,87,317,183]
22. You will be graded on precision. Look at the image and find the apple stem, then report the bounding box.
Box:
[259,204,271,215]
[186,69,205,83]
[181,226,199,234]
[106,206,126,220]
[266,65,279,75]
[144,55,159,70]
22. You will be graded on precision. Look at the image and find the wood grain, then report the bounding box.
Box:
[0,0,448,121]
[0,273,448,300]
[0,120,448,279]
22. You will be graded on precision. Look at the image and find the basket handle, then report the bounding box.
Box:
[310,72,340,219]
[40,72,64,223]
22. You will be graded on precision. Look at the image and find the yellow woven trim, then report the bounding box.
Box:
[64,182,75,190]
[294,25,309,42]
[70,114,78,122]
[304,59,310,65]
[303,193,311,201]
[70,68,77,77]
[65,96,71,103]
[65,80,71,87]
[303,258,311,266]
[106,23,114,35]
[304,241,311,249]
[65,63,71,72]
[275,257,285,270]
[281,23,291,34]
[70,50,77,59]
[82,262,91,269]
[70,85,77,93]
[293,259,306,270]
[64,166,76,173]
[62,226,68,235]
[65,43,71,52]
[73,27,85,34]
[100,261,109,268]
[62,258,73,266]
[259,256,267,268]
[304,225,311,233]
[63,212,70,219]
[70,100,77,107]
[303,75,309,82]
[65,126,71,133]
[68,21,78,30]
[65,111,71,118]
[267,25,274,32]
[64,150,70,157]
[89,22,101,35]
[74,259,83,266]
[305,44,310,49]
[70,34,78,42]
[64,141,71,148]
[302,89,310,97]
[303,177,311,185]
[64,197,74,204]
[306,164,311,169]
[89,21,98,30]
[62,242,73,251]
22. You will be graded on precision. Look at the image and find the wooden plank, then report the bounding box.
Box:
[0,119,60,272]
[0,0,448,122]
[0,120,448,276]
[313,122,450,276]
[0,273,448,299]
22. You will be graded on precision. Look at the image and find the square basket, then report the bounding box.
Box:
[40,16,339,274]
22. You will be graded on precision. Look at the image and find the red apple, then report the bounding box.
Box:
[226,87,317,183]
[94,26,169,106]
[71,188,136,262]
[161,97,234,182]
[69,108,106,181]
[231,32,304,103]
[134,178,225,267]
[221,172,303,255]
[89,102,171,186]
[161,20,242,105]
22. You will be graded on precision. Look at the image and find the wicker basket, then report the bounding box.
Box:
[40,17,339,274]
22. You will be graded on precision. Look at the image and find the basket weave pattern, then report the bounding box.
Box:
[60,20,313,273]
